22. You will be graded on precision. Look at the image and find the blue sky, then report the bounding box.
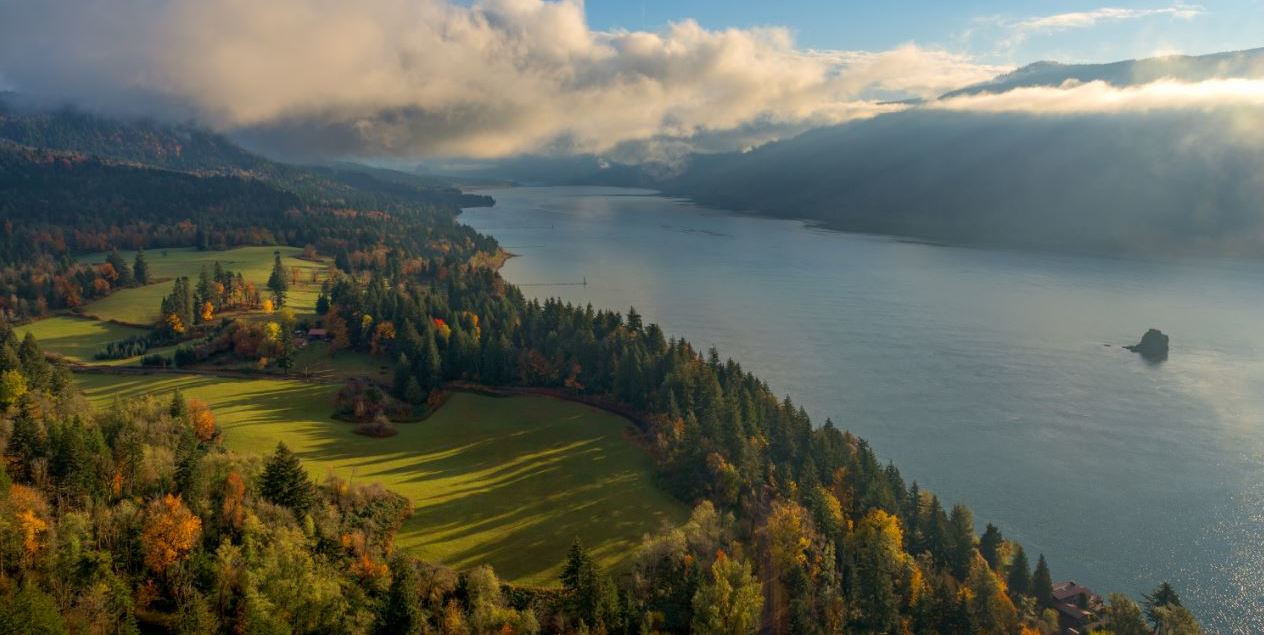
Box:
[585,0,1263,64]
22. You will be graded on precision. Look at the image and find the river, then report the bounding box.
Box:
[461,186,1263,632]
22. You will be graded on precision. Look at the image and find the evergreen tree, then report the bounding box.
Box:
[948,503,975,579]
[415,332,441,390]
[106,248,133,286]
[267,251,288,307]
[1006,547,1031,597]
[1031,554,1053,609]
[133,249,150,285]
[377,556,423,635]
[259,442,314,513]
[979,523,1004,571]
[1144,582,1184,631]
[169,390,188,420]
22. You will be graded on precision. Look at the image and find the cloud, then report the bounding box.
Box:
[927,77,1264,145]
[970,4,1206,53]
[1013,5,1204,33]
[0,0,1001,159]
[930,78,1262,114]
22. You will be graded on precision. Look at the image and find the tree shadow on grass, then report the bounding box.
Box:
[210,388,687,584]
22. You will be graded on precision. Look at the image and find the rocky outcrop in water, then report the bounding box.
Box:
[1125,329,1169,362]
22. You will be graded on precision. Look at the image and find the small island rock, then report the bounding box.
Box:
[1125,328,1169,362]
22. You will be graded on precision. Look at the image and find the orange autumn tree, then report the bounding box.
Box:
[221,471,246,531]
[142,494,202,573]
[188,398,217,442]
[200,300,214,322]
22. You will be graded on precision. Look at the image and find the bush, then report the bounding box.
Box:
[173,345,197,368]
[355,414,398,438]
[140,354,171,368]
[94,334,152,360]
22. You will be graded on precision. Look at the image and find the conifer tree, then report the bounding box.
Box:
[979,523,1004,571]
[1006,547,1031,597]
[133,249,150,285]
[267,251,288,307]
[1031,554,1054,609]
[260,442,314,513]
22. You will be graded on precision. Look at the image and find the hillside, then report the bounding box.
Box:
[941,48,1263,98]
[463,49,1264,260]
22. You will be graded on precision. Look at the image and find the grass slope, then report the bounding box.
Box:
[76,246,326,325]
[75,373,686,585]
[14,316,148,362]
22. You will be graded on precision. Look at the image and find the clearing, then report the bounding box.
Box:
[75,246,327,325]
[75,372,686,585]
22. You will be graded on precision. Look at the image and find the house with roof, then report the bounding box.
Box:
[1051,581,1104,633]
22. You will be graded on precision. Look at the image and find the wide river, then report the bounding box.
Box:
[461,186,1263,633]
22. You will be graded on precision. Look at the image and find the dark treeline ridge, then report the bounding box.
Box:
[0,108,1196,634]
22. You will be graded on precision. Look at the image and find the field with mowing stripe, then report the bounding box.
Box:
[76,373,686,585]
[76,246,327,324]
[15,316,148,362]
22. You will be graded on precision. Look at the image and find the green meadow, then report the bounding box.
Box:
[14,316,148,362]
[76,373,686,585]
[76,246,327,325]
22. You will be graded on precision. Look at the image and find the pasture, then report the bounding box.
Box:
[14,316,148,362]
[75,373,686,585]
[76,246,327,325]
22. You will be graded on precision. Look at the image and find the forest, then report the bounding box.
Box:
[0,106,1204,634]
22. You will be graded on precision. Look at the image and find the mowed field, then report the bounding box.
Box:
[15,316,148,362]
[76,373,686,585]
[75,246,327,325]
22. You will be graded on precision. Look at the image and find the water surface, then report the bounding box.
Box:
[462,186,1263,633]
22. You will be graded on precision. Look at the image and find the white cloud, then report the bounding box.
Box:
[1014,5,1204,33]
[0,0,1002,159]
[928,77,1263,139]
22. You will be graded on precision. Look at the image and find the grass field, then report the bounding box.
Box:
[76,246,327,325]
[76,373,686,585]
[14,316,149,362]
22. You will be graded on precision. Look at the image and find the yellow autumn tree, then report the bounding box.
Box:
[264,321,283,342]
[166,312,186,335]
[200,300,214,322]
[188,398,217,442]
[9,484,49,566]
[262,297,275,313]
[142,494,202,573]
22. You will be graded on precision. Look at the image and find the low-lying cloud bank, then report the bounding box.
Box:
[0,0,1260,159]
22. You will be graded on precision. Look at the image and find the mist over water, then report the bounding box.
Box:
[462,186,1263,633]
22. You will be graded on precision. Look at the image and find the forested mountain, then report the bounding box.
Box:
[941,47,1263,97]
[457,49,1264,260]
[658,107,1262,258]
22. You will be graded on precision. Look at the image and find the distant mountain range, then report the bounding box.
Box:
[450,49,1264,260]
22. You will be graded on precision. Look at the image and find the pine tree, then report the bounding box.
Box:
[416,332,442,390]
[377,556,423,635]
[169,390,188,420]
[1031,554,1053,609]
[267,251,288,308]
[979,523,1004,571]
[133,249,150,285]
[1143,582,1183,631]
[948,503,975,579]
[1006,547,1031,597]
[107,248,133,286]
[259,442,314,513]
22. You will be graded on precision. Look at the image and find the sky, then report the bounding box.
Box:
[0,0,1261,160]
[584,0,1264,64]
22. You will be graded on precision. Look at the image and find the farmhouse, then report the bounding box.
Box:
[1051,580,1104,633]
